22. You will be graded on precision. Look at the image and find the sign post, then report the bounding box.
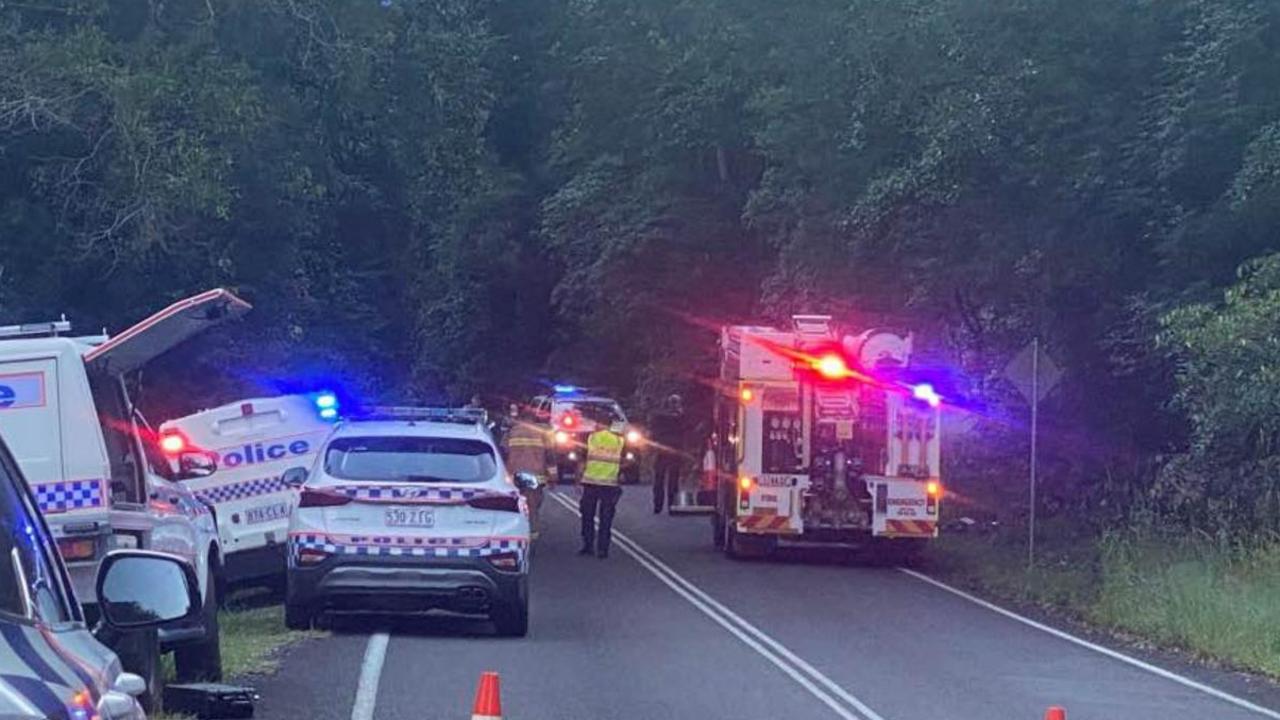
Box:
[1004,338,1061,568]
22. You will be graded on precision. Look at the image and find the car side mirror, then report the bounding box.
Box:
[282,466,309,488]
[514,472,541,491]
[95,551,200,630]
[176,450,217,480]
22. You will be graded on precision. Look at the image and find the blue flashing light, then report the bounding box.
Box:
[318,407,339,420]
[315,393,338,410]
[912,383,942,408]
[553,385,579,394]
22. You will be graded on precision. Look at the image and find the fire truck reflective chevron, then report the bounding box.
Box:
[883,519,938,537]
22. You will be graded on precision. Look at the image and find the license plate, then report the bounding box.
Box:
[384,508,434,528]
[245,502,290,525]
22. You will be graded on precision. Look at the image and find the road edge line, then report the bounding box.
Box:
[547,490,878,720]
[350,632,390,720]
[898,568,1280,720]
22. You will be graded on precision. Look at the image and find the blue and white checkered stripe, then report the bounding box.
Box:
[327,484,494,504]
[288,533,526,562]
[194,475,289,505]
[33,479,105,514]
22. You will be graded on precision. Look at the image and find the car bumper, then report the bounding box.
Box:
[287,554,527,615]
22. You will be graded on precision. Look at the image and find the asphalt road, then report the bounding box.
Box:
[253,487,1280,720]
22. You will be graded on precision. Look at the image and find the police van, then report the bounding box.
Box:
[0,288,250,695]
[160,393,334,584]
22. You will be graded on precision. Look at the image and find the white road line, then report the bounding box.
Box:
[350,632,390,720]
[548,491,883,720]
[899,568,1280,720]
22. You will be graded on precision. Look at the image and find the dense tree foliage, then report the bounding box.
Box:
[1,0,1277,537]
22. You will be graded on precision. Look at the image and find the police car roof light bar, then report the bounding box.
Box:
[0,316,72,340]
[356,406,488,425]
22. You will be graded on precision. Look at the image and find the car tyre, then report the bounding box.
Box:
[284,600,315,631]
[175,563,223,682]
[115,628,163,714]
[492,585,529,638]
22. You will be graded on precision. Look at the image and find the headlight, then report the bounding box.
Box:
[626,429,642,444]
[554,430,570,445]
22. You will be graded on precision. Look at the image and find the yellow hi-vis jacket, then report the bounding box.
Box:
[582,429,624,486]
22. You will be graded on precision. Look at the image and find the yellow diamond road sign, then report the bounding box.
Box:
[1004,342,1062,404]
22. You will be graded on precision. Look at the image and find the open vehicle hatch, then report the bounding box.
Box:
[84,288,251,376]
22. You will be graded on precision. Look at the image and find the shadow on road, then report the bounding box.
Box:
[323,611,509,639]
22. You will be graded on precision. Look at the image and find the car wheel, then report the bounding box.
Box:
[492,586,529,638]
[175,562,223,682]
[726,523,771,560]
[284,600,315,631]
[114,628,163,714]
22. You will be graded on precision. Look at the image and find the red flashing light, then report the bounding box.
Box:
[159,432,187,455]
[560,414,577,428]
[814,353,849,380]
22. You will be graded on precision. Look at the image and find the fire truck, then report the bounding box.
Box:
[710,315,942,560]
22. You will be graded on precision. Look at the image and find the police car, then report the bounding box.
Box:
[0,430,201,720]
[0,289,249,695]
[531,387,644,484]
[160,393,334,585]
[283,408,536,636]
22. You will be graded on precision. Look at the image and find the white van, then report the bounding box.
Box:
[0,288,250,689]
[161,393,334,584]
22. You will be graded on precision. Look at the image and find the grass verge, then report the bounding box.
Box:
[924,520,1280,678]
[154,594,325,719]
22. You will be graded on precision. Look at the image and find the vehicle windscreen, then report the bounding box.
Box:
[555,400,626,426]
[324,436,497,483]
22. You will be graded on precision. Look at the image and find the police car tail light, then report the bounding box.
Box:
[298,488,352,508]
[467,494,521,513]
[297,548,329,565]
[486,552,520,570]
[56,537,96,562]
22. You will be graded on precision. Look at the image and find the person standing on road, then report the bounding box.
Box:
[650,393,687,514]
[579,421,624,559]
[504,405,550,540]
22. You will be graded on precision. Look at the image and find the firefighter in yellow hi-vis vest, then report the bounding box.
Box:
[578,422,625,558]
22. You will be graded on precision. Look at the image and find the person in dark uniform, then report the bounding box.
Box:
[649,393,687,513]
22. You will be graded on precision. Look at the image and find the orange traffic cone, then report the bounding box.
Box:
[471,671,503,720]
[1044,707,1066,720]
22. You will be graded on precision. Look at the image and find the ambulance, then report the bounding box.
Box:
[0,288,250,693]
[711,315,943,561]
[160,393,335,584]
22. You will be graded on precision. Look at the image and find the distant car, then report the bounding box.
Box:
[530,388,644,484]
[0,433,202,719]
[283,407,536,636]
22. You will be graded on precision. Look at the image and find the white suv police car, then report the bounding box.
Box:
[0,432,201,720]
[283,408,535,636]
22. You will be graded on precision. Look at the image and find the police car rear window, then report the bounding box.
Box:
[324,437,497,483]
